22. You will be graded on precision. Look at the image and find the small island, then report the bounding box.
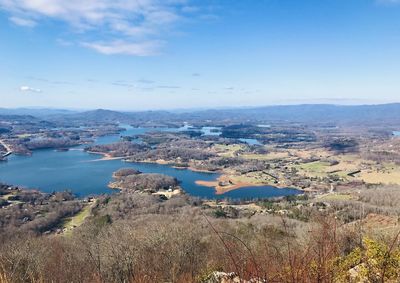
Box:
[109,168,182,198]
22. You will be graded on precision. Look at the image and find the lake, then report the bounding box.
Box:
[0,126,300,199]
[239,138,262,146]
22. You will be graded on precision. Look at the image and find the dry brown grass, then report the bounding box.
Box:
[358,163,400,185]
[240,151,290,161]
[212,144,245,157]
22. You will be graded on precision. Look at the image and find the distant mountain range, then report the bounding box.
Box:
[0,108,77,117]
[2,103,400,125]
[180,103,400,124]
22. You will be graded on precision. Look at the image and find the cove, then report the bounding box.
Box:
[0,126,300,199]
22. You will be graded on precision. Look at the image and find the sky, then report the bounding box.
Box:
[1,0,400,110]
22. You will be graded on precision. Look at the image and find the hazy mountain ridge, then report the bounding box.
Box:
[0,108,77,117]
[179,103,400,123]
[2,104,400,125]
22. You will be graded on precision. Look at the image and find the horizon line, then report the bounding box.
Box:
[2,101,400,113]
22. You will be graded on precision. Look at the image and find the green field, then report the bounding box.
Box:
[61,203,93,236]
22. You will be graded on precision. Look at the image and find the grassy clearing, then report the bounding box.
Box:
[1,194,12,200]
[288,148,331,159]
[229,172,276,185]
[293,155,400,185]
[16,134,32,138]
[62,203,93,236]
[213,144,244,157]
[295,161,332,178]
[359,163,400,185]
[196,171,279,195]
[203,200,263,211]
[1,193,23,204]
[216,143,400,186]
[331,155,363,169]
[295,157,363,179]
[299,161,331,171]
[241,151,289,161]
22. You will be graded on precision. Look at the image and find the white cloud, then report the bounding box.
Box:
[20,86,42,93]
[9,16,36,27]
[0,0,195,56]
[181,6,200,13]
[82,40,163,56]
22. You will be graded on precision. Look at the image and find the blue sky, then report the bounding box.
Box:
[1,0,400,110]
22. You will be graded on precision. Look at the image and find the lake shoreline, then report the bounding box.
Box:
[1,128,302,200]
[85,151,125,161]
[74,150,303,196]
[196,177,302,195]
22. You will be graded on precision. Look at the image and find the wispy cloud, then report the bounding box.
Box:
[0,0,199,56]
[9,16,36,27]
[27,76,73,85]
[181,6,200,13]
[111,80,135,88]
[137,79,155,84]
[20,86,42,93]
[82,40,163,56]
[157,85,180,89]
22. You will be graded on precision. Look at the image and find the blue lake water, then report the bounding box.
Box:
[200,127,222,136]
[0,126,300,199]
[393,131,400,137]
[239,138,262,146]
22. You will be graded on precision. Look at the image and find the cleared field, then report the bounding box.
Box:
[328,160,361,174]
[1,193,23,204]
[214,141,400,188]
[359,166,400,185]
[196,171,279,194]
[61,203,93,236]
[152,188,182,198]
[229,171,277,184]
[16,134,32,138]
[298,161,331,171]
[288,148,331,159]
[213,144,244,157]
[295,161,333,178]
[1,194,12,200]
[203,200,263,211]
[241,151,290,161]
[294,154,370,179]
